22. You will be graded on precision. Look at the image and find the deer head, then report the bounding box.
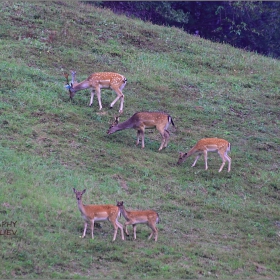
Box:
[108,114,121,130]
[64,72,75,99]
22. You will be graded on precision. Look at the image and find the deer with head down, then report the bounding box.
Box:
[107,112,175,151]
[64,70,127,113]
[177,138,231,172]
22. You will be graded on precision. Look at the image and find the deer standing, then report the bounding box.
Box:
[64,71,127,113]
[73,188,124,241]
[116,201,159,241]
[107,112,175,151]
[177,138,231,172]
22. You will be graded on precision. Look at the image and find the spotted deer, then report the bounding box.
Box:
[73,188,124,241]
[107,112,175,151]
[177,138,231,172]
[116,201,159,241]
[64,71,127,113]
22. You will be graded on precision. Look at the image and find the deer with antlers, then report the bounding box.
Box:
[177,138,231,172]
[107,112,175,151]
[64,71,127,113]
[73,188,124,241]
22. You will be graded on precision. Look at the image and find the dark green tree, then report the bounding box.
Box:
[86,1,280,58]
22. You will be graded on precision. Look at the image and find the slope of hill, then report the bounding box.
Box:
[0,1,279,279]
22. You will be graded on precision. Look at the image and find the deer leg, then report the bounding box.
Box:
[192,155,201,167]
[163,130,170,148]
[108,215,124,241]
[119,95,124,113]
[112,222,119,242]
[133,224,137,240]
[81,222,88,238]
[157,128,166,151]
[111,221,118,241]
[124,222,130,236]
[147,222,158,241]
[140,130,145,148]
[203,150,209,170]
[136,130,141,146]
[218,151,230,172]
[116,220,124,240]
[154,227,158,242]
[217,151,224,172]
[225,153,231,172]
[158,134,165,151]
[110,95,120,108]
[89,90,95,107]
[110,88,124,113]
[219,163,225,172]
[95,88,103,110]
[90,220,95,239]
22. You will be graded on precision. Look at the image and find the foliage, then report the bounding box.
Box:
[0,1,280,279]
[97,1,280,58]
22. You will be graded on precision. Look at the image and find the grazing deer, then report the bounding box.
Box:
[177,138,231,172]
[107,112,175,151]
[116,201,159,241]
[73,188,124,241]
[64,71,127,113]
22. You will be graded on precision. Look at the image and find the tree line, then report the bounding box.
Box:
[87,1,280,59]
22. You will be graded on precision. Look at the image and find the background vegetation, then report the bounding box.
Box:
[97,1,280,58]
[0,1,279,279]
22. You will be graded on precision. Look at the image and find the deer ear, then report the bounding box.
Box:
[82,189,86,194]
[73,188,76,193]
[115,116,119,124]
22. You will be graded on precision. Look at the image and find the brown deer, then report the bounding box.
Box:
[73,188,124,241]
[177,138,231,172]
[107,112,175,151]
[116,201,159,241]
[64,71,127,113]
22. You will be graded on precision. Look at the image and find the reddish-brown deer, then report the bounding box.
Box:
[116,201,160,241]
[107,112,175,151]
[65,71,127,113]
[177,138,231,172]
[73,188,124,241]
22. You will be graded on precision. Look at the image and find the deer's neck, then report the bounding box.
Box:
[77,200,86,215]
[120,206,130,221]
[72,80,90,92]
[114,119,135,132]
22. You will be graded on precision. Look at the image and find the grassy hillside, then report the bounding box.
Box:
[0,1,279,279]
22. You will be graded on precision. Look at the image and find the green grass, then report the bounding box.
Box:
[0,1,280,279]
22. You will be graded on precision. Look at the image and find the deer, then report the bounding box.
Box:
[177,138,231,172]
[116,201,160,242]
[73,188,124,241]
[64,71,127,113]
[107,112,175,151]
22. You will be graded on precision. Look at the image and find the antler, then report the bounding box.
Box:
[63,72,73,100]
[71,70,77,85]
[114,112,124,124]
[109,114,121,128]
[64,72,70,85]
